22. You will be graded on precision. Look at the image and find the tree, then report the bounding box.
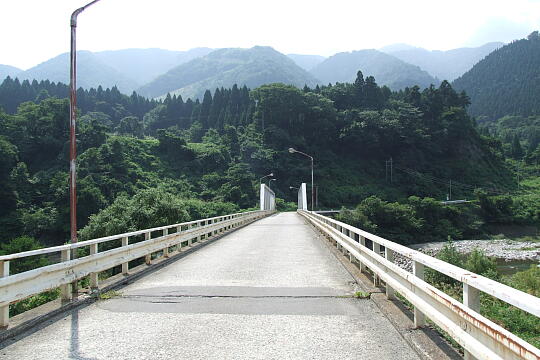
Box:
[118,116,144,138]
[511,134,524,159]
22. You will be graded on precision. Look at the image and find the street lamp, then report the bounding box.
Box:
[268,178,277,189]
[69,0,102,247]
[288,147,314,211]
[259,172,274,185]
[69,0,102,296]
[289,186,299,190]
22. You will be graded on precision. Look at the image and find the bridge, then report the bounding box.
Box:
[0,184,539,359]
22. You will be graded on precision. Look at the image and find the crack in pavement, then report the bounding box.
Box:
[118,294,364,300]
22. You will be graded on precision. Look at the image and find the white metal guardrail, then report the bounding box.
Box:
[0,210,272,329]
[299,210,540,360]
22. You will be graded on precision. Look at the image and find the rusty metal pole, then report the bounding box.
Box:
[69,0,102,295]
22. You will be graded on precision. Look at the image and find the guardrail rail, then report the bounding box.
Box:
[0,210,273,329]
[299,210,540,360]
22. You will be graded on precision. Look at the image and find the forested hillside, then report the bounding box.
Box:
[0,71,514,249]
[453,32,540,121]
[310,50,437,90]
[137,46,319,99]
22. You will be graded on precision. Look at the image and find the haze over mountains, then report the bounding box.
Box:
[0,41,511,101]
[383,42,503,81]
[8,48,213,94]
[310,49,437,90]
[0,65,21,80]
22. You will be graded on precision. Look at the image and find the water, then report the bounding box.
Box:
[496,258,538,276]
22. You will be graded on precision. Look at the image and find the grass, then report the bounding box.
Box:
[353,291,371,299]
[97,290,122,300]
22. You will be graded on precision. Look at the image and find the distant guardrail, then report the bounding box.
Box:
[299,210,540,360]
[0,210,273,329]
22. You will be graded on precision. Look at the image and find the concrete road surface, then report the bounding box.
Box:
[1,212,421,360]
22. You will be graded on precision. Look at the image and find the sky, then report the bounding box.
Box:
[2,0,540,70]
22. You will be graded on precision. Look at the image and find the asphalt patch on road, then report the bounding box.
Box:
[97,286,367,316]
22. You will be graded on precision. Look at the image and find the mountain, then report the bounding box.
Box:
[310,49,437,90]
[18,51,139,94]
[94,48,213,86]
[287,54,326,71]
[137,46,319,100]
[386,42,503,81]
[379,43,418,53]
[0,65,22,80]
[453,32,540,121]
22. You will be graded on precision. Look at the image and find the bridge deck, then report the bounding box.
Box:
[1,212,420,359]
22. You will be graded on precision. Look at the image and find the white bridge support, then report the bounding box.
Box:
[260,184,276,211]
[297,183,308,210]
[298,210,540,360]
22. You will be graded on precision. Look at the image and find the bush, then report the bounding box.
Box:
[509,265,540,297]
[79,187,239,244]
[0,236,49,274]
[276,198,296,211]
[465,248,498,279]
[426,241,464,285]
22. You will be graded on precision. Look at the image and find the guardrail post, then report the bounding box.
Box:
[187,224,193,246]
[60,249,72,303]
[89,243,99,290]
[144,232,151,265]
[373,242,381,287]
[463,284,480,360]
[413,261,426,327]
[359,236,367,272]
[342,229,349,256]
[384,247,395,300]
[0,260,10,328]
[121,237,129,274]
[176,226,182,252]
[163,228,169,258]
[196,222,201,242]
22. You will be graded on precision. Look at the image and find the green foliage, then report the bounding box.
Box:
[0,70,518,249]
[0,236,49,274]
[465,248,498,279]
[275,198,296,212]
[508,265,540,297]
[337,196,480,245]
[79,187,238,242]
[425,241,464,285]
[9,289,59,317]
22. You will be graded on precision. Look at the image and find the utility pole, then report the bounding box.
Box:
[385,158,393,183]
[315,185,318,210]
[517,164,520,190]
[449,179,452,201]
[390,157,393,183]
